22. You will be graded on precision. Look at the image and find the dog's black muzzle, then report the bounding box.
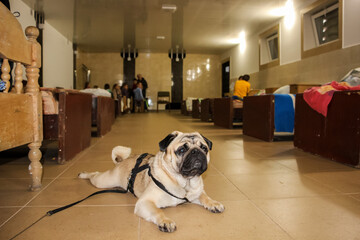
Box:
[180,148,207,177]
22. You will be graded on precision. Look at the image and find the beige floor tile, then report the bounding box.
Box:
[28,178,137,206]
[0,159,69,179]
[254,196,360,240]
[2,112,360,239]
[201,163,220,177]
[214,159,294,175]
[59,160,115,178]
[228,173,338,199]
[139,201,292,240]
[0,207,20,226]
[305,170,360,193]
[0,179,51,206]
[76,149,116,162]
[350,193,360,201]
[0,206,139,240]
[275,156,354,173]
[202,175,247,201]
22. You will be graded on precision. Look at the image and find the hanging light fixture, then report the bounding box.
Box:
[127,44,131,61]
[120,44,138,61]
[168,45,186,61]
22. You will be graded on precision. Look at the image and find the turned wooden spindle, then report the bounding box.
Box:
[25,26,40,94]
[1,58,10,93]
[14,62,23,94]
[25,26,43,191]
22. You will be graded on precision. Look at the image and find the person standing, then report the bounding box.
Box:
[112,83,121,100]
[136,74,148,97]
[133,82,145,112]
[137,74,148,110]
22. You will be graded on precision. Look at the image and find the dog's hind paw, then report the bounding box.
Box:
[158,218,177,233]
[78,172,88,179]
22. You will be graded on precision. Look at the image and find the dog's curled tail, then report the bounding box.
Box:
[112,146,132,164]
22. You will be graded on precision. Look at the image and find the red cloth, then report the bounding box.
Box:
[303,81,360,117]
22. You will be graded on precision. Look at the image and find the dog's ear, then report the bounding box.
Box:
[159,133,178,152]
[201,134,213,151]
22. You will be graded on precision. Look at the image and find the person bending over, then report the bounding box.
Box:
[232,74,250,101]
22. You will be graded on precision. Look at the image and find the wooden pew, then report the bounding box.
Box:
[242,84,320,141]
[294,91,360,167]
[200,98,214,122]
[42,89,92,164]
[192,99,201,119]
[92,96,115,137]
[0,3,43,190]
[213,98,243,129]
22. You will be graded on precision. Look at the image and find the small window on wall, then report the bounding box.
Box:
[259,25,279,70]
[301,0,342,59]
[311,3,339,46]
[267,33,279,61]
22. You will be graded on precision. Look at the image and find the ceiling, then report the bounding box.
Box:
[21,0,306,54]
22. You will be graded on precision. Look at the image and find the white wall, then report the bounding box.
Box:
[9,0,36,32]
[221,33,259,80]
[9,0,73,89]
[343,0,360,48]
[280,11,301,65]
[221,0,360,81]
[43,21,73,89]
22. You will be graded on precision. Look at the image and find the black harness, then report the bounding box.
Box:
[11,153,188,239]
[127,153,189,202]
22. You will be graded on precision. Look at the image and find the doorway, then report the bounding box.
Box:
[222,61,230,97]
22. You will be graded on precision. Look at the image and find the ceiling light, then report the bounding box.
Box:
[239,31,246,54]
[162,4,177,13]
[156,36,165,40]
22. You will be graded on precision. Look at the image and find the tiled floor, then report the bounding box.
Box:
[0,112,359,240]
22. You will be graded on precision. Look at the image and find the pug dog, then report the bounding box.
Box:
[78,131,224,232]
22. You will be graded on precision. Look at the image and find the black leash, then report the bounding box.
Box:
[10,153,188,239]
[9,188,126,240]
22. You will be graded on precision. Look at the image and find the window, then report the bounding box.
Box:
[301,0,342,59]
[311,3,339,46]
[267,33,279,61]
[259,25,279,70]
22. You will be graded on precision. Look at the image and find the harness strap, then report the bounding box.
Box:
[127,153,189,203]
[127,153,149,196]
[147,167,189,202]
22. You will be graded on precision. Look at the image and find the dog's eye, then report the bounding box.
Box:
[176,145,188,155]
[179,147,186,153]
[201,145,208,152]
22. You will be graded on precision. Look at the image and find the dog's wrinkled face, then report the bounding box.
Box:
[159,131,212,178]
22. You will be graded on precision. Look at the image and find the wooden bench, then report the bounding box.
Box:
[294,91,360,167]
[0,3,43,190]
[213,98,243,129]
[242,84,320,141]
[42,88,92,163]
[200,98,214,122]
[92,96,115,137]
[192,99,201,119]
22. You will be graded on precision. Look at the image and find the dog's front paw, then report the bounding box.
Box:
[205,200,225,213]
[158,218,176,233]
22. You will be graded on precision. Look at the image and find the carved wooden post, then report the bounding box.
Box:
[1,58,10,92]
[25,26,43,191]
[14,62,23,94]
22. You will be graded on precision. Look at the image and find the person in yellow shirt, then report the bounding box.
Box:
[232,74,250,100]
